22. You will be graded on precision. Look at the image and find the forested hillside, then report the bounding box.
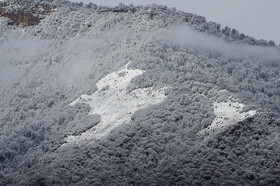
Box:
[0,0,280,185]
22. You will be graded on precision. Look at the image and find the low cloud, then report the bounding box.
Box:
[0,37,49,61]
[58,27,132,84]
[166,25,280,60]
[0,37,50,87]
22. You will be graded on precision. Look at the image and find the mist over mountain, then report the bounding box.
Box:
[0,1,280,185]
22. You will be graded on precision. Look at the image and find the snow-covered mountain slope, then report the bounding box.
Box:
[204,100,256,132]
[65,62,167,145]
[198,92,257,136]
[0,1,280,185]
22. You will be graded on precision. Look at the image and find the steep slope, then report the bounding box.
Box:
[0,1,280,185]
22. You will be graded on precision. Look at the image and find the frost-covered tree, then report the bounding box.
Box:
[0,1,280,185]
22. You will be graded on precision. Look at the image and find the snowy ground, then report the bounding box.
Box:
[64,62,167,145]
[199,100,256,135]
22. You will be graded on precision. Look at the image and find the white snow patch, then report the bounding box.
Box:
[64,61,167,145]
[199,100,256,135]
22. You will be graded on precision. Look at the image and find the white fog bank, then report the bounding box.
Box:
[166,26,280,61]
[0,37,50,87]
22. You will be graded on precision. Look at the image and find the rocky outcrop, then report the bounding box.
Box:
[0,2,51,26]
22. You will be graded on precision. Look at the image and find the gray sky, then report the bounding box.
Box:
[71,0,280,44]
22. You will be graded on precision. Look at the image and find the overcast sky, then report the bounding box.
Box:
[70,0,280,44]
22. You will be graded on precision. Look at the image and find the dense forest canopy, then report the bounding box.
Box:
[0,0,279,185]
